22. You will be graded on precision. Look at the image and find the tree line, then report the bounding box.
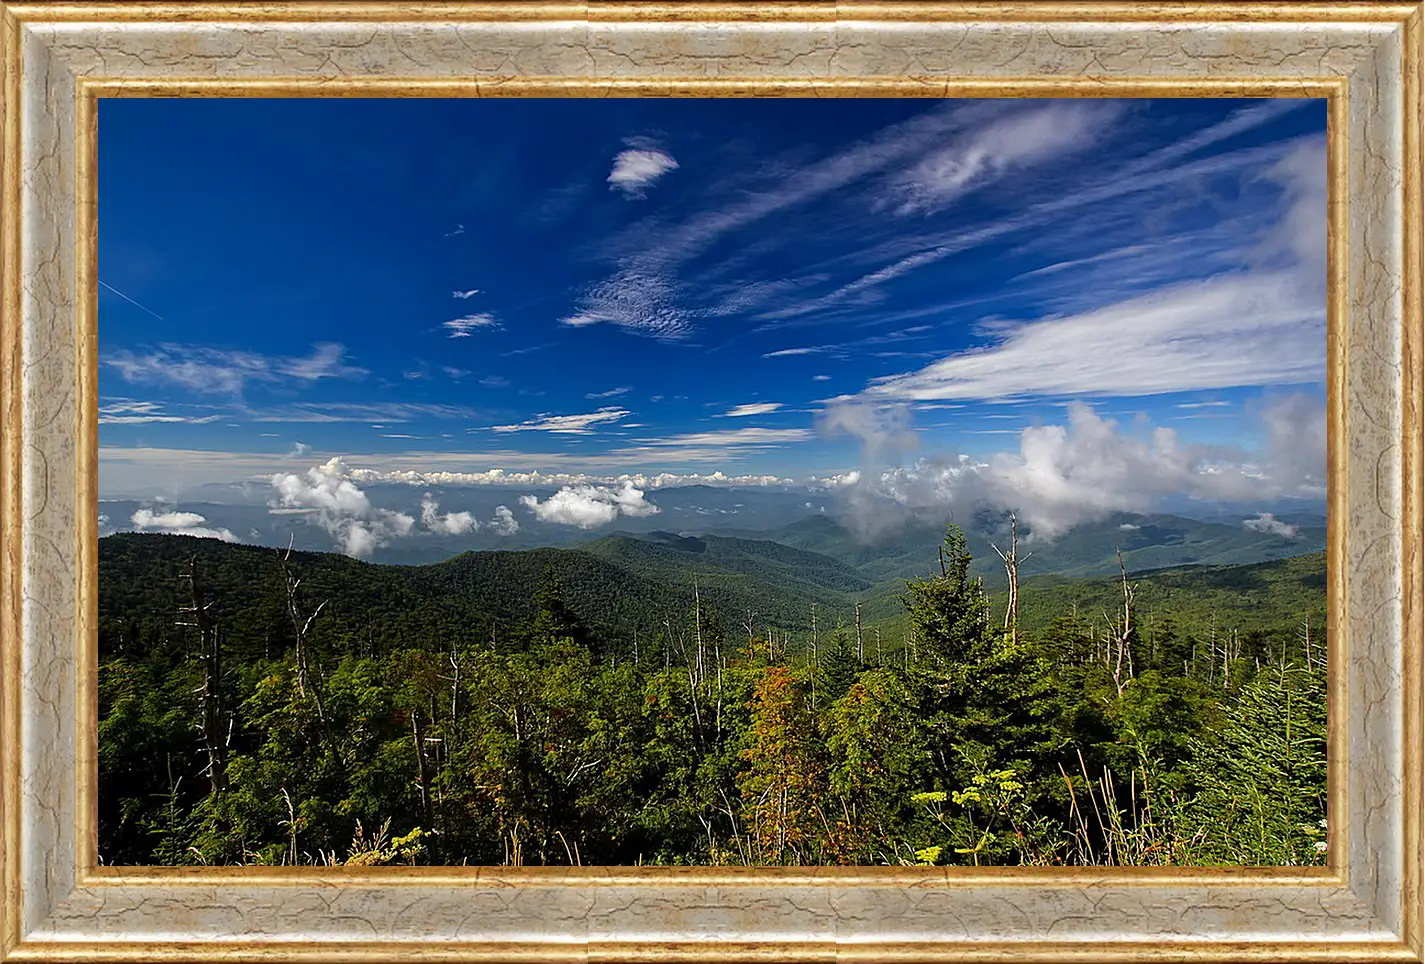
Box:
[97,524,1328,867]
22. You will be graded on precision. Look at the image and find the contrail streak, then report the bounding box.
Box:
[98,280,165,321]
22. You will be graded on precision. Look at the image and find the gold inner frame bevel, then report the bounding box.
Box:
[65,73,1354,890]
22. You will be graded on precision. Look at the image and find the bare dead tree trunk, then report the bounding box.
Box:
[991,511,1031,647]
[179,555,228,796]
[1222,628,1232,691]
[809,604,819,710]
[742,609,759,654]
[448,640,462,726]
[1111,548,1137,696]
[411,709,436,831]
[276,544,335,740]
[693,582,705,689]
[854,601,864,663]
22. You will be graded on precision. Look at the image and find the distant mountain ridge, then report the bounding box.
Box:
[726,510,1325,587]
[100,501,1328,653]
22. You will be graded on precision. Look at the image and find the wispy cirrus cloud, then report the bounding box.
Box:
[99,399,225,425]
[753,126,1318,330]
[568,99,1295,344]
[443,313,500,338]
[586,386,632,399]
[559,266,698,340]
[858,137,1326,404]
[721,402,782,417]
[637,426,811,448]
[861,271,1321,402]
[502,343,556,357]
[561,103,982,342]
[888,100,1127,215]
[491,407,631,435]
[763,346,829,358]
[104,342,366,395]
[243,402,485,423]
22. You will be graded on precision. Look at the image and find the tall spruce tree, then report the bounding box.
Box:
[903,525,1060,794]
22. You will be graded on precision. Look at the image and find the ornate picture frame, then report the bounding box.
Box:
[1,2,1420,961]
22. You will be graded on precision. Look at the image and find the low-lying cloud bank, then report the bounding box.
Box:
[111,388,1325,557]
[819,394,1325,542]
[130,508,237,543]
[1242,511,1300,538]
[267,458,527,556]
[345,467,799,489]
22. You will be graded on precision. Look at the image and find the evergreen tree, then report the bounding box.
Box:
[819,628,861,703]
[903,525,1060,795]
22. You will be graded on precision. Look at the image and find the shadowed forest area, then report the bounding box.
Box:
[97,525,1328,868]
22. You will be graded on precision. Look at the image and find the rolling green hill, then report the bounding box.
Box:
[100,523,1327,666]
[98,530,875,659]
[1001,550,1328,641]
[740,511,1325,586]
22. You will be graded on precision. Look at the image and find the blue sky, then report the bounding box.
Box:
[98,96,1327,545]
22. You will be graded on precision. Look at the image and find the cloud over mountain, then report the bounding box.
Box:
[519,482,661,529]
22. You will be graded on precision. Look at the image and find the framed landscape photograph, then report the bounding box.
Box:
[1,2,1420,962]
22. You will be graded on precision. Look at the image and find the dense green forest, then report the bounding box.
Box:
[97,525,1328,868]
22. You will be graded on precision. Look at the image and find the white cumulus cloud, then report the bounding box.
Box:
[420,493,480,535]
[519,482,660,529]
[831,395,1325,542]
[1243,512,1299,538]
[608,148,679,199]
[130,508,237,542]
[269,457,415,557]
[490,504,520,536]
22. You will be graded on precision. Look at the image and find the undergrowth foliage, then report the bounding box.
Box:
[97,526,1328,867]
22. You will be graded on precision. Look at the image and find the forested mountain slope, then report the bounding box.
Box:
[741,511,1325,587]
[96,527,1329,869]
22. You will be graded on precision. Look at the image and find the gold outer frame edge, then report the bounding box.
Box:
[71,71,1351,894]
[83,78,1343,99]
[0,2,1417,962]
[1400,5,1423,960]
[3,942,1423,964]
[1,2,1423,24]
[1324,63,1350,881]
[73,68,98,882]
[1,1,23,960]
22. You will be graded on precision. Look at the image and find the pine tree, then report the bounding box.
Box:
[819,628,861,703]
[903,525,1059,794]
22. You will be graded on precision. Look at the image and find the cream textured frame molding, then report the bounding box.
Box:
[0,3,1420,962]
